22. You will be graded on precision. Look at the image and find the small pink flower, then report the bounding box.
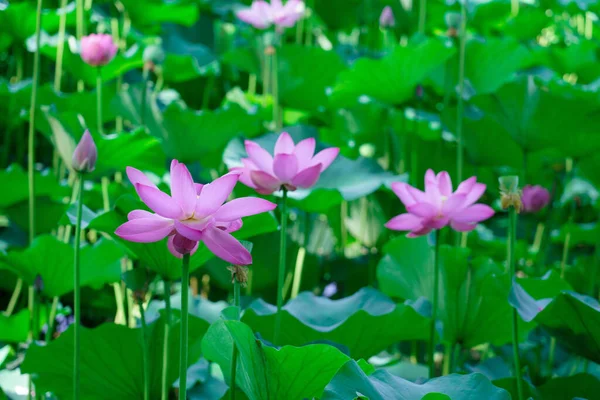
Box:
[231,132,339,195]
[521,185,550,213]
[72,130,97,173]
[115,160,277,264]
[379,6,395,28]
[385,169,495,237]
[237,0,305,30]
[80,33,118,67]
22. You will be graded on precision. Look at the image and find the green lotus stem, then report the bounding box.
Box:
[97,68,103,135]
[560,200,575,279]
[76,0,84,92]
[272,49,281,130]
[28,286,35,340]
[138,298,150,400]
[442,343,452,376]
[428,228,441,378]
[141,63,149,127]
[248,74,257,96]
[589,237,599,297]
[101,176,110,211]
[456,1,467,183]
[508,207,525,400]
[418,0,427,34]
[230,277,241,399]
[179,254,190,400]
[73,174,85,400]
[274,187,289,345]
[46,296,60,341]
[201,75,215,110]
[4,278,23,316]
[161,280,171,400]
[547,336,556,376]
[28,0,43,245]
[511,0,519,17]
[54,0,68,91]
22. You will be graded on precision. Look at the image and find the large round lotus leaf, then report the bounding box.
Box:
[242,287,430,359]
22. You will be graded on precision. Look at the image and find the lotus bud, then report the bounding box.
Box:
[72,130,97,173]
[379,6,395,28]
[80,33,118,67]
[521,185,550,213]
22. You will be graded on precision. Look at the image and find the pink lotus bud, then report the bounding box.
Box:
[522,185,550,213]
[80,33,118,67]
[379,6,395,28]
[72,130,97,173]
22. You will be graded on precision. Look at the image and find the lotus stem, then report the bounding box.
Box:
[456,0,467,183]
[428,228,441,378]
[274,187,289,345]
[46,296,60,341]
[418,0,427,34]
[73,174,85,400]
[508,207,525,400]
[179,254,190,400]
[138,298,150,400]
[230,277,241,399]
[76,0,84,91]
[161,280,171,400]
[96,68,103,135]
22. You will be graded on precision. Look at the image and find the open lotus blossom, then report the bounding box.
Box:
[115,160,277,264]
[385,170,495,237]
[231,132,339,195]
[521,185,550,213]
[237,0,305,30]
[80,33,118,67]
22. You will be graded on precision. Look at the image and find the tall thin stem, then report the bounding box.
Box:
[54,0,68,91]
[76,0,85,92]
[96,68,103,135]
[418,0,427,34]
[456,1,467,183]
[508,207,524,400]
[230,278,241,399]
[138,299,150,400]
[73,175,85,400]
[4,278,23,316]
[46,296,60,341]
[161,280,171,400]
[511,0,519,17]
[272,49,281,130]
[27,4,43,397]
[274,188,289,345]
[179,254,190,400]
[428,229,441,378]
[28,0,43,244]
[140,64,149,128]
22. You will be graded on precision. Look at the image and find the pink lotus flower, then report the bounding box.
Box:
[231,132,339,195]
[379,6,395,28]
[237,0,305,30]
[72,130,97,173]
[522,185,550,213]
[115,160,277,264]
[385,170,494,237]
[80,33,118,67]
